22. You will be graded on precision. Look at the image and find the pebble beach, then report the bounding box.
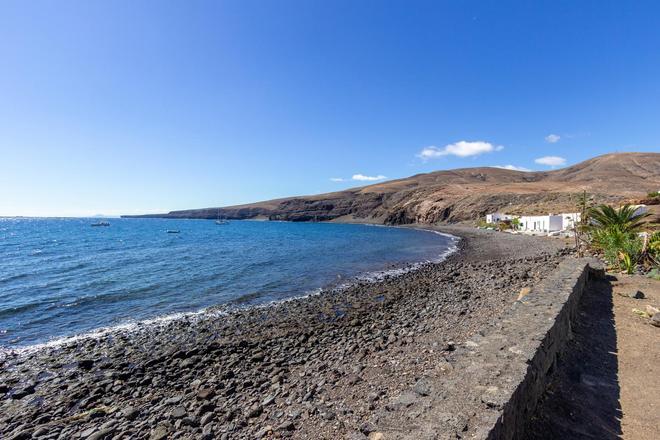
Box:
[0,226,569,439]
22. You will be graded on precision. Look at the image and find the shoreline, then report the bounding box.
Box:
[1,224,459,357]
[0,225,570,439]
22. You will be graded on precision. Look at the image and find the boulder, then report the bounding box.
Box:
[651,314,660,328]
[631,290,645,299]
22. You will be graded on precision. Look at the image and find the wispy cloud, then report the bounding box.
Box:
[535,156,566,167]
[545,134,561,143]
[329,177,345,182]
[352,174,386,181]
[493,164,532,172]
[417,141,503,161]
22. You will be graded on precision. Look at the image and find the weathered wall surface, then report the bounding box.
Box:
[372,258,605,439]
[476,258,605,439]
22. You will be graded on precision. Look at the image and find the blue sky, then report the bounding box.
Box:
[1,1,659,217]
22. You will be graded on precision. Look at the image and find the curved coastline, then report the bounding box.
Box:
[0,226,570,439]
[0,225,460,357]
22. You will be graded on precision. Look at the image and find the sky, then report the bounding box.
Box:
[1,1,659,217]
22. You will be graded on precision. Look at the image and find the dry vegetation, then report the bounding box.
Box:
[129,153,660,225]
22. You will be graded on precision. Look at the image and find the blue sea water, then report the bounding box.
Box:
[0,218,456,348]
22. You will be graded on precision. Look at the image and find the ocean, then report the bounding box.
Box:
[0,218,456,348]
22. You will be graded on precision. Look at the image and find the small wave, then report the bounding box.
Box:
[59,261,90,273]
[1,223,460,357]
[229,232,460,311]
[2,307,229,356]
[1,239,457,357]
[0,273,29,285]
[2,279,347,357]
[250,287,324,310]
[229,290,264,305]
[58,284,163,309]
[0,299,59,319]
[330,228,460,286]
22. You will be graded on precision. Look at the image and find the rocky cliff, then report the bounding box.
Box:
[124,152,660,225]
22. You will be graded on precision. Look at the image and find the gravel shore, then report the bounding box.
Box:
[0,226,569,439]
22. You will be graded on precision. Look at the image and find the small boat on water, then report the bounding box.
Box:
[166,229,180,234]
[215,208,229,225]
[91,221,110,227]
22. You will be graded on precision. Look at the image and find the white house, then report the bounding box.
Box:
[518,215,563,233]
[518,212,583,233]
[485,212,513,223]
[492,206,646,235]
[560,212,581,230]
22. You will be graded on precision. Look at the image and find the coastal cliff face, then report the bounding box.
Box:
[125,152,660,224]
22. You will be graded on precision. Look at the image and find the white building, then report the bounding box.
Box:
[492,206,646,235]
[518,215,563,233]
[518,212,582,233]
[560,212,581,230]
[485,212,513,223]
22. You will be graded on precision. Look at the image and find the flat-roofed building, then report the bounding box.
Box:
[485,212,513,223]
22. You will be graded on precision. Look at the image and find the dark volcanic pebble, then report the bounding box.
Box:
[0,226,569,439]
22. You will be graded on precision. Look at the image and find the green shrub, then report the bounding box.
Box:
[587,204,652,273]
[648,191,660,198]
[620,253,635,274]
[591,224,643,273]
[649,231,660,256]
[476,219,490,228]
[588,204,649,234]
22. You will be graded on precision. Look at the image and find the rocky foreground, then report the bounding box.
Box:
[0,227,569,439]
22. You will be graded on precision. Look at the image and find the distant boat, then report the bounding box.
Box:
[166,229,180,234]
[215,209,229,225]
[91,221,110,227]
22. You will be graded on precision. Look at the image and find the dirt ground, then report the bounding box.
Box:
[612,274,660,439]
[528,272,660,439]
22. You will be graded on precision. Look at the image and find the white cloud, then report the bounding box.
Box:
[329,177,345,182]
[352,174,386,182]
[534,156,566,167]
[493,165,532,172]
[417,141,502,160]
[545,134,561,143]
[417,146,444,160]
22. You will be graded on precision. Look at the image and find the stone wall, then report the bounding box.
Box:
[372,257,605,439]
[465,258,605,439]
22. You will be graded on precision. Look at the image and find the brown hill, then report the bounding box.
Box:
[124,152,660,224]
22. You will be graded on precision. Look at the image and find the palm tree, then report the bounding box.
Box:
[574,191,593,257]
[588,204,649,234]
[587,204,649,272]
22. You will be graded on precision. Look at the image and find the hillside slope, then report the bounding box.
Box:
[124,152,660,225]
